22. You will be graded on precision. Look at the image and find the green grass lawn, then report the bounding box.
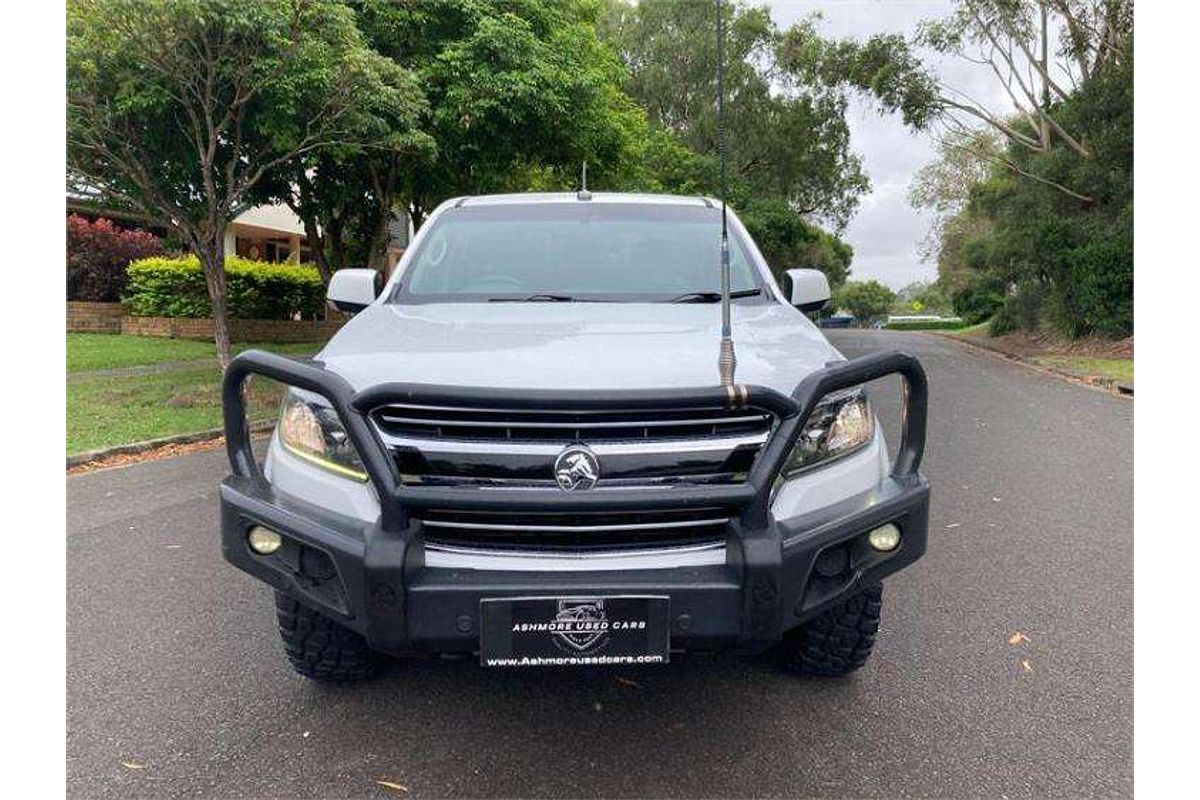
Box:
[66,333,330,455]
[948,319,992,337]
[1034,356,1134,385]
[67,333,322,373]
[67,366,289,455]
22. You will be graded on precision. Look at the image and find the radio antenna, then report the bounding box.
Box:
[715,0,739,395]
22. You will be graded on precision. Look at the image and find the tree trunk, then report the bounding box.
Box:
[328,215,348,271]
[197,238,234,370]
[302,216,332,286]
[366,208,391,271]
[367,158,398,271]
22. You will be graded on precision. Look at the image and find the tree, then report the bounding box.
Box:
[602,0,869,230]
[915,0,1131,202]
[365,0,646,230]
[908,128,1000,262]
[261,0,648,275]
[785,0,1132,203]
[893,281,952,316]
[835,280,896,323]
[735,197,853,288]
[67,0,423,367]
[907,16,1132,339]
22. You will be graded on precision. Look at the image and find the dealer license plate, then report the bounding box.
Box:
[479,596,670,667]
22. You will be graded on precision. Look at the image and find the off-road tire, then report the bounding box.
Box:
[275,592,383,681]
[775,584,883,677]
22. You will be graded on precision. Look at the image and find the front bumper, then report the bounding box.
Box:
[220,349,930,656]
[221,472,927,655]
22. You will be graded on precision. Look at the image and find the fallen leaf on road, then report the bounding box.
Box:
[375,779,409,794]
[945,523,960,529]
[121,761,146,771]
[616,676,641,689]
[992,496,1002,502]
[1008,632,1030,645]
[1020,659,1034,673]
[302,731,310,738]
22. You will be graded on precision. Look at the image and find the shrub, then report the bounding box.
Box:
[988,304,1018,336]
[124,256,324,320]
[951,279,1006,325]
[67,214,165,301]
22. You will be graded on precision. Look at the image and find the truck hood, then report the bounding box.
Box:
[314,302,842,396]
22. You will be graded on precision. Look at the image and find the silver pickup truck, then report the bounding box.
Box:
[220,192,929,679]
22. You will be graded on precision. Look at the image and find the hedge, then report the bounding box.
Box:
[884,319,968,331]
[124,256,324,320]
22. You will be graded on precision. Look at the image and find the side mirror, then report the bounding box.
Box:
[327,268,381,314]
[782,268,831,313]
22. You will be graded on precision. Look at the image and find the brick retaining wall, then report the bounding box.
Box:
[121,315,345,342]
[67,301,345,342]
[67,301,126,333]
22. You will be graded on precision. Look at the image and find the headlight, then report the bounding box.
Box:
[780,390,874,478]
[277,390,369,482]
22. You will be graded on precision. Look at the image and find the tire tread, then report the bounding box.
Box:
[274,592,381,682]
[776,584,883,677]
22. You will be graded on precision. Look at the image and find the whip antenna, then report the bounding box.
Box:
[715,0,739,395]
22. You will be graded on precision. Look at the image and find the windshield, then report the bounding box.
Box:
[392,202,765,302]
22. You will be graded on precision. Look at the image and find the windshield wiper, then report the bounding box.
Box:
[669,288,762,303]
[488,293,576,302]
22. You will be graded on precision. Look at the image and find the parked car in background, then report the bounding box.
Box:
[819,314,855,329]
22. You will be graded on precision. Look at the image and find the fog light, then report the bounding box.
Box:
[867,524,901,552]
[247,525,282,555]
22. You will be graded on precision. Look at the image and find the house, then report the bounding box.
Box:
[67,191,410,270]
[224,204,311,263]
[226,204,411,272]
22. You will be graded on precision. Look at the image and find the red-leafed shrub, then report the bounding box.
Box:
[67,214,165,301]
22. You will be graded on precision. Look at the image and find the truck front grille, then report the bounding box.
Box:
[419,508,730,552]
[368,401,775,551]
[372,404,771,443]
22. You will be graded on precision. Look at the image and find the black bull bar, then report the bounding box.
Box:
[221,349,929,653]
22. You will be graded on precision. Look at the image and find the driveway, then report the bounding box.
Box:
[66,330,1133,798]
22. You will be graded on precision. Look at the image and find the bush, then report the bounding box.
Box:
[951,280,1005,325]
[985,280,1050,337]
[67,214,165,301]
[124,256,324,320]
[988,304,1018,336]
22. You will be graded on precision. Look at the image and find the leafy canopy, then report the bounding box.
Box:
[67,0,426,364]
[67,0,423,242]
[835,280,897,322]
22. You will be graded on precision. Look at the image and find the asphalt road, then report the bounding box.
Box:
[66,331,1133,799]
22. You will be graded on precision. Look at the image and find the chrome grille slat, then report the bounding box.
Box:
[422,516,730,534]
[372,403,770,444]
[399,472,744,489]
[418,508,731,551]
[369,400,775,551]
[375,413,769,429]
[377,431,768,456]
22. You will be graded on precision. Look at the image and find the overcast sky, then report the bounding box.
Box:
[767,0,1012,289]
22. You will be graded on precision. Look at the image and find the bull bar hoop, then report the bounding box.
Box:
[222,349,928,534]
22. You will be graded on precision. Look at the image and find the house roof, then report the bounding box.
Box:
[232,204,306,236]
